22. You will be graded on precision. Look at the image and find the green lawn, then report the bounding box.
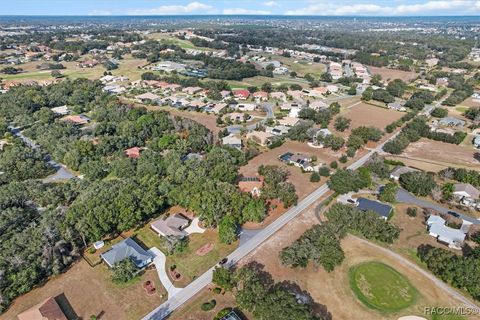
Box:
[349,261,418,313]
[134,224,238,284]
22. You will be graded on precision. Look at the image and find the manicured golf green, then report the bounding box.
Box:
[349,261,418,312]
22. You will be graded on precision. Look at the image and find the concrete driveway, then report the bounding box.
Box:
[396,188,480,225]
[183,217,205,235]
[148,247,182,298]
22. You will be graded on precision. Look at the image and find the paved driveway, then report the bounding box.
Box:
[148,248,182,298]
[396,188,480,225]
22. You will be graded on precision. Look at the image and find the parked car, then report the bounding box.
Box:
[447,211,460,218]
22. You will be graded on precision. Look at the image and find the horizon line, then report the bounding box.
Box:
[0,14,480,18]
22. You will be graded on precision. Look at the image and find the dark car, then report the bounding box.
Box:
[219,258,228,265]
[347,199,356,204]
[447,211,460,218]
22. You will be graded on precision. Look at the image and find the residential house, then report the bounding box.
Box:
[289,106,302,118]
[222,135,242,150]
[356,198,392,220]
[426,215,466,250]
[78,60,98,68]
[151,214,190,238]
[17,297,68,320]
[220,90,231,100]
[270,91,287,102]
[188,100,207,109]
[236,103,256,112]
[280,102,301,111]
[152,61,186,73]
[182,86,203,95]
[238,176,263,197]
[438,117,465,127]
[253,91,268,101]
[453,183,480,207]
[266,125,290,136]
[246,131,274,147]
[100,237,153,268]
[314,128,332,147]
[278,117,300,127]
[208,103,227,114]
[60,115,90,125]
[233,89,250,100]
[309,100,327,111]
[125,147,142,159]
[135,92,161,104]
[387,101,406,112]
[289,154,314,172]
[389,166,419,181]
[436,77,449,87]
[474,135,480,149]
[50,105,69,116]
[225,112,245,122]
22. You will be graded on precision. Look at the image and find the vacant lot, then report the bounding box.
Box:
[457,97,480,108]
[343,102,404,131]
[369,66,417,83]
[349,261,418,312]
[239,200,477,320]
[402,138,480,169]
[226,75,309,90]
[166,108,222,136]
[2,260,166,320]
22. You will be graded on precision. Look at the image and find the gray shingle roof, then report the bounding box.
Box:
[100,237,152,268]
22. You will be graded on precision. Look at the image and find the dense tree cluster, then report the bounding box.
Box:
[399,171,437,196]
[212,265,323,320]
[280,203,400,271]
[258,165,298,207]
[439,167,480,188]
[418,244,480,301]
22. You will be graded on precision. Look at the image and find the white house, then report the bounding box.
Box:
[426,215,467,250]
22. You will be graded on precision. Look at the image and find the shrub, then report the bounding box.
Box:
[201,299,217,311]
[330,161,338,169]
[406,207,417,217]
[213,287,222,294]
[310,172,321,182]
[318,166,330,177]
[339,155,348,163]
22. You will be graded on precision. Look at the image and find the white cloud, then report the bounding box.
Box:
[285,0,479,16]
[128,2,214,15]
[263,1,279,6]
[222,8,271,15]
[88,10,112,16]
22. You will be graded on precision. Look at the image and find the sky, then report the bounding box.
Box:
[2,0,480,16]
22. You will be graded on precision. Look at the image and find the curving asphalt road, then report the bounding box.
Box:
[142,131,400,320]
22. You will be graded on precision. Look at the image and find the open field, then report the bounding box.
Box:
[1,260,167,320]
[342,102,404,131]
[164,108,222,136]
[401,138,480,169]
[259,53,327,76]
[456,97,480,108]
[349,261,418,312]
[368,66,417,83]
[237,200,477,320]
[145,33,214,52]
[1,56,147,82]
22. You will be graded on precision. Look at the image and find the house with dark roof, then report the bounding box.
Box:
[356,198,392,220]
[100,237,152,269]
[17,297,68,320]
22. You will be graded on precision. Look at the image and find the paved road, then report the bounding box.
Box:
[7,125,76,182]
[396,188,480,225]
[351,235,479,309]
[226,103,274,134]
[142,132,398,320]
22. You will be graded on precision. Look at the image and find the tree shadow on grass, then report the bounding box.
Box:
[278,280,332,320]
